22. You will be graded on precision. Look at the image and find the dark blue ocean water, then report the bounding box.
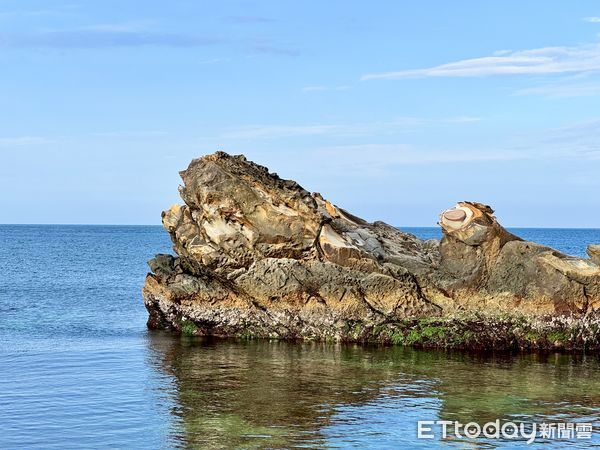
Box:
[1,225,599,449]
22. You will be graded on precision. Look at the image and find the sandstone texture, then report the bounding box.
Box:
[143,152,600,350]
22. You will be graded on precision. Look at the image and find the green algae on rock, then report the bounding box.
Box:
[142,152,600,351]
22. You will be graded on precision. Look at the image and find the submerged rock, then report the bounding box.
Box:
[143,152,600,350]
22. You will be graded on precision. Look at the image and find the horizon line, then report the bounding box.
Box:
[0,223,599,230]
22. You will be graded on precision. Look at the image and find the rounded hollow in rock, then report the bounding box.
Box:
[443,209,467,222]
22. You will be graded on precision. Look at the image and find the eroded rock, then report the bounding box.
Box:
[588,244,600,265]
[142,152,600,347]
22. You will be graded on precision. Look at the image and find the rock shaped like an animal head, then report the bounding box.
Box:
[439,202,497,246]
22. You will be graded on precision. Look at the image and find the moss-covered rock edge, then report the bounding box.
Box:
[172,312,600,352]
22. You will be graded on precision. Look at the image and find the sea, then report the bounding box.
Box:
[1,225,599,449]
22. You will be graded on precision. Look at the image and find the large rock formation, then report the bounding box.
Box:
[143,152,600,349]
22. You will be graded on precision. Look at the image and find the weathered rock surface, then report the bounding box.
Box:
[589,245,600,266]
[143,152,600,349]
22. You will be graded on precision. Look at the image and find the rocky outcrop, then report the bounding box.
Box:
[143,152,600,350]
[435,202,600,315]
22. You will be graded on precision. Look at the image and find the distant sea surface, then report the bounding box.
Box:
[1,225,599,449]
[402,227,599,258]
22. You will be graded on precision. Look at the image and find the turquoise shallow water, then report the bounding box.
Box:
[1,225,599,449]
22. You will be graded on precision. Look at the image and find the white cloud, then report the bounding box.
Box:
[91,130,168,138]
[0,22,293,53]
[198,57,230,64]
[221,124,345,139]
[362,41,600,80]
[0,6,76,19]
[73,20,157,33]
[302,85,328,92]
[540,119,600,159]
[302,85,351,92]
[500,118,600,160]
[308,144,522,167]
[298,119,600,173]
[246,118,600,172]
[583,17,600,23]
[566,174,600,186]
[220,117,480,140]
[443,116,481,123]
[224,15,275,24]
[516,81,600,97]
[242,143,526,184]
[0,136,52,146]
[0,29,224,48]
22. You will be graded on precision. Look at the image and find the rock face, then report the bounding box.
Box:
[143,152,600,349]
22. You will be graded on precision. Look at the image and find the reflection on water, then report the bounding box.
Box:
[146,334,600,449]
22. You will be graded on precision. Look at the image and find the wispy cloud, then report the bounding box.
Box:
[242,117,600,181]
[516,80,600,97]
[0,136,52,146]
[91,130,169,138]
[0,9,58,18]
[539,119,600,159]
[224,15,275,24]
[443,116,481,123]
[0,30,224,48]
[220,117,480,140]
[72,20,157,33]
[362,40,600,80]
[583,17,600,23]
[249,42,300,56]
[302,85,328,92]
[298,118,600,174]
[198,57,230,64]
[309,144,522,168]
[243,144,526,183]
[0,4,79,19]
[221,124,344,139]
[0,18,298,54]
[302,85,351,92]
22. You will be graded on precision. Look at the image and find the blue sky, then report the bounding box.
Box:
[1,1,600,226]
